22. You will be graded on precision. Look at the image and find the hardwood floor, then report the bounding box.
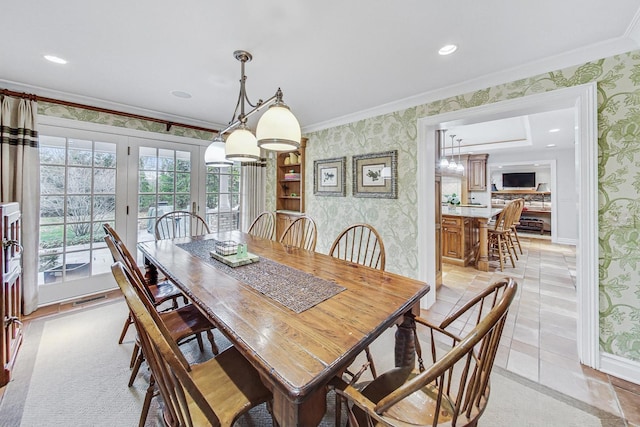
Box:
[429,234,640,426]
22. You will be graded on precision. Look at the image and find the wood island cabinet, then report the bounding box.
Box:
[275,138,307,240]
[441,215,477,267]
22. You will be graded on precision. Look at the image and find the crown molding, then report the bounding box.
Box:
[0,79,226,131]
[302,37,639,134]
[625,6,640,45]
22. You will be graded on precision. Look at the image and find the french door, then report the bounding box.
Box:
[37,127,128,304]
[38,122,207,305]
[126,138,201,264]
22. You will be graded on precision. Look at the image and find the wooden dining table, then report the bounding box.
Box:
[138,230,430,426]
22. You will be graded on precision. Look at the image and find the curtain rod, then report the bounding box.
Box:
[0,88,219,134]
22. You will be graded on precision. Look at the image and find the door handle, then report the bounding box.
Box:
[2,239,22,252]
[3,316,22,329]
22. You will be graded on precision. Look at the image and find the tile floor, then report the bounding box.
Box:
[427,234,640,426]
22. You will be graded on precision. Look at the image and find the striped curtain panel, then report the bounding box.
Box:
[0,94,40,314]
[240,160,266,232]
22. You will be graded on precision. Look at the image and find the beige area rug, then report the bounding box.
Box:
[0,300,625,427]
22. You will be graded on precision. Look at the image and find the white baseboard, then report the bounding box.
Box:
[555,237,577,246]
[599,352,640,385]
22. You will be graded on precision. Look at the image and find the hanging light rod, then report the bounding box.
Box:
[205,50,301,165]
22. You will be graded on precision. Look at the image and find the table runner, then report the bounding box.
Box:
[175,239,345,313]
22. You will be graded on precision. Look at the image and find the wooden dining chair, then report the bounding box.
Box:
[105,235,218,389]
[279,215,318,251]
[330,223,386,423]
[329,223,386,270]
[103,224,185,345]
[111,262,273,427]
[247,211,276,240]
[332,277,517,427]
[155,210,210,240]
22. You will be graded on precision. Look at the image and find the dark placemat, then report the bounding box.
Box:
[175,239,345,313]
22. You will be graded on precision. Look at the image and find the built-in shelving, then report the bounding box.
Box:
[275,138,307,239]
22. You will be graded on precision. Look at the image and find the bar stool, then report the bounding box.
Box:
[509,198,525,256]
[485,201,517,271]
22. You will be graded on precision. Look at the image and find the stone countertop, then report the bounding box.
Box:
[442,205,504,219]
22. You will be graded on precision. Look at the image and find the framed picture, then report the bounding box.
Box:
[314,157,346,197]
[353,150,397,198]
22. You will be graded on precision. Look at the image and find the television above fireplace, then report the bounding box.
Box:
[502,172,535,188]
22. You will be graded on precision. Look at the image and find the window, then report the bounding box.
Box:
[205,164,241,232]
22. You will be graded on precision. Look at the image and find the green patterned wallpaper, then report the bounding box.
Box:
[34,50,640,363]
[269,50,640,363]
[37,103,215,141]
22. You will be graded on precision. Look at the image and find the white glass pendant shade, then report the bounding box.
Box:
[204,140,233,167]
[225,127,260,162]
[256,103,301,151]
[439,130,449,169]
[447,135,456,170]
[456,163,465,173]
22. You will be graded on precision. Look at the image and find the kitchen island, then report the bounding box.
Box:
[442,206,503,272]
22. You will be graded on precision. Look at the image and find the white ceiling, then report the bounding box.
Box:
[1,1,639,133]
[445,108,576,155]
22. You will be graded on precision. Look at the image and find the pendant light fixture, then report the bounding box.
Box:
[439,129,449,169]
[204,50,301,165]
[204,136,233,167]
[456,138,465,173]
[448,134,457,170]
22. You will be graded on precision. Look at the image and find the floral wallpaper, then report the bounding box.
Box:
[37,103,215,141]
[33,50,640,363]
[268,50,640,363]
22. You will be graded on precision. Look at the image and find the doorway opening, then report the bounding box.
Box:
[416,83,598,368]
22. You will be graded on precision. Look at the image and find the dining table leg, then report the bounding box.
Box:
[271,388,327,426]
[143,257,158,285]
[476,218,490,272]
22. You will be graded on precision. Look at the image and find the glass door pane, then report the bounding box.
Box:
[131,143,199,263]
[38,133,122,304]
[205,164,241,232]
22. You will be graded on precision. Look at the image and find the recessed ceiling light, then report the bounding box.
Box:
[438,44,458,56]
[44,55,67,64]
[545,143,556,148]
[171,90,192,99]
[549,128,560,133]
